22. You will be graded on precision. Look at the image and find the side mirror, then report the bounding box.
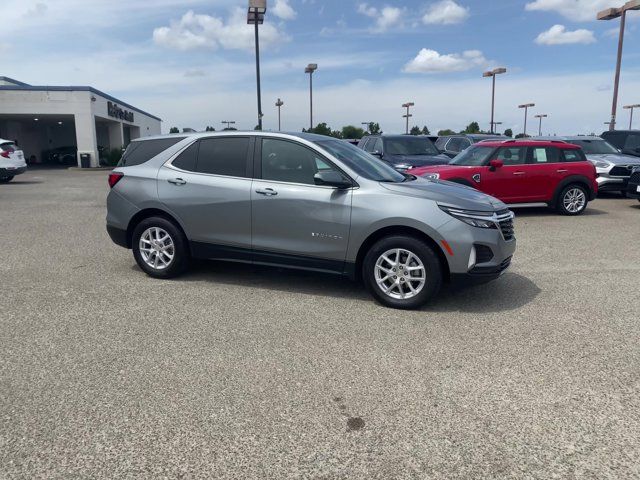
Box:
[314,171,352,189]
[371,150,383,158]
[489,159,504,171]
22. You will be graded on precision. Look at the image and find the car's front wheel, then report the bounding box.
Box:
[132,217,190,278]
[363,235,442,309]
[557,184,588,216]
[0,175,14,183]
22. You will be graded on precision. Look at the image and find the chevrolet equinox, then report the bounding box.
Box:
[106,132,516,309]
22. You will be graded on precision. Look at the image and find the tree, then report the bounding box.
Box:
[341,125,365,139]
[462,121,481,134]
[503,128,513,138]
[205,126,216,132]
[307,123,333,136]
[254,125,261,131]
[421,125,430,135]
[438,129,456,136]
[409,126,421,136]
[367,122,382,135]
[223,127,238,131]
[169,127,179,134]
[515,133,529,139]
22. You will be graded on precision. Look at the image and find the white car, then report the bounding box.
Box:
[0,139,27,183]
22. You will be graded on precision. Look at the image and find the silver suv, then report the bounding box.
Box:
[106,132,516,309]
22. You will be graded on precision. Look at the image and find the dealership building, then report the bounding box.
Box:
[0,76,161,167]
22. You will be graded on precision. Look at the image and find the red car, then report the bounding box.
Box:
[412,140,598,215]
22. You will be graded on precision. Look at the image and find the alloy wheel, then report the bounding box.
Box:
[374,248,426,300]
[139,227,175,270]
[563,188,586,213]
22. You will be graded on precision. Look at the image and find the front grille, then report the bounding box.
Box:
[475,244,494,264]
[610,166,634,177]
[494,209,515,241]
[629,171,640,184]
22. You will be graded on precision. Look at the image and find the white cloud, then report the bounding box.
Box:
[403,49,489,73]
[535,24,596,45]
[525,0,611,22]
[272,0,297,20]
[153,9,289,51]
[357,3,404,32]
[423,0,469,25]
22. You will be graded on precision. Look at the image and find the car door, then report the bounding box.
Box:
[479,146,530,202]
[525,146,563,201]
[251,137,353,272]
[157,136,254,254]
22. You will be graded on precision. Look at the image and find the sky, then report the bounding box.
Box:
[1,0,639,135]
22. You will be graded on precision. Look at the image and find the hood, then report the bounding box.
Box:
[385,153,450,167]
[587,153,640,165]
[380,177,507,212]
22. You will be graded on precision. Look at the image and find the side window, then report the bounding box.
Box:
[363,137,376,152]
[447,138,463,152]
[118,137,185,167]
[195,137,249,177]
[624,134,640,152]
[530,147,560,164]
[262,138,338,185]
[435,138,447,149]
[496,147,526,165]
[171,142,199,171]
[460,138,472,150]
[373,138,383,153]
[561,149,585,163]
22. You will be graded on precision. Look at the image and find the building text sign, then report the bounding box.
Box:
[108,101,134,122]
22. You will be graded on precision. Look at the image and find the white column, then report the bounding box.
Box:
[108,122,124,150]
[74,112,99,167]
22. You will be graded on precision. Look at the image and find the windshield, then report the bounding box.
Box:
[450,146,494,166]
[314,139,405,183]
[569,139,619,155]
[384,137,440,156]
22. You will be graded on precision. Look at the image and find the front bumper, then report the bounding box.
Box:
[0,166,27,177]
[626,179,640,199]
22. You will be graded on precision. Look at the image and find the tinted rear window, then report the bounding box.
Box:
[172,142,199,171]
[0,142,16,152]
[118,137,185,167]
[195,137,249,177]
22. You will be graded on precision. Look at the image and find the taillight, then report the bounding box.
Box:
[0,151,9,158]
[108,172,124,188]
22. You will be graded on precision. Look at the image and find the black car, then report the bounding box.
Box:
[626,166,640,202]
[601,130,640,158]
[435,134,504,159]
[356,134,449,171]
[46,146,77,165]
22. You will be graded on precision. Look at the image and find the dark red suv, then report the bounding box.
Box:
[411,140,598,215]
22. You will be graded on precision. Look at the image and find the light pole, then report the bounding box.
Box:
[623,104,640,129]
[534,114,548,136]
[305,63,318,130]
[221,120,236,129]
[402,102,414,134]
[275,98,284,131]
[490,121,503,132]
[483,67,507,134]
[597,1,640,131]
[247,0,267,131]
[518,103,535,137]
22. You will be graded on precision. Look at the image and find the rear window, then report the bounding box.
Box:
[0,142,16,152]
[118,137,185,167]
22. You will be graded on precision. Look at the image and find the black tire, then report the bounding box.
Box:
[556,184,589,216]
[132,216,190,278]
[0,176,14,183]
[362,235,442,310]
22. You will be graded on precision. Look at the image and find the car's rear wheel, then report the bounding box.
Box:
[557,184,588,216]
[132,217,190,278]
[0,175,14,183]
[363,235,442,309]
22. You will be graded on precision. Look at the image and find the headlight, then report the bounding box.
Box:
[423,173,440,180]
[439,205,498,229]
[593,161,612,170]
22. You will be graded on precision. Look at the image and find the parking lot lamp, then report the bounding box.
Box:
[534,114,548,136]
[402,102,414,134]
[275,98,284,131]
[221,120,236,129]
[483,67,507,134]
[490,121,503,132]
[247,0,267,131]
[305,64,318,130]
[623,104,640,129]
[518,103,535,137]
[598,1,640,131]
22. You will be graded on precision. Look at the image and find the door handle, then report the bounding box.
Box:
[513,172,526,176]
[556,169,568,173]
[255,187,278,196]
[168,178,187,185]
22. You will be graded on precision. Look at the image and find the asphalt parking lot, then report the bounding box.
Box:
[1,168,639,479]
